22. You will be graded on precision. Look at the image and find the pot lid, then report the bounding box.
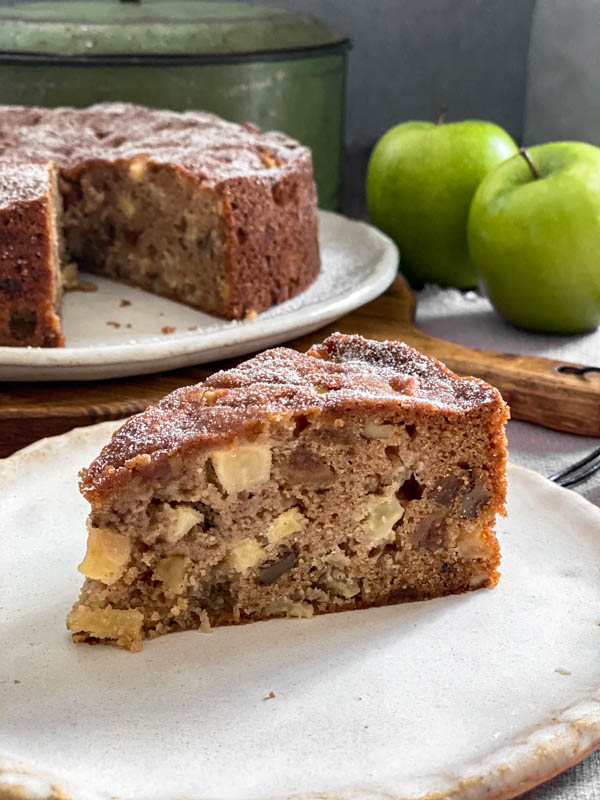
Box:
[0,0,348,59]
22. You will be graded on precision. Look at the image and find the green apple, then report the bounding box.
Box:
[468,142,600,334]
[367,115,518,288]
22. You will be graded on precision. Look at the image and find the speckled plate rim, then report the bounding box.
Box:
[1,422,600,800]
[0,211,399,382]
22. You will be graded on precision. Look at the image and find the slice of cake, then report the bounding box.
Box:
[0,162,65,347]
[0,103,319,346]
[67,333,509,651]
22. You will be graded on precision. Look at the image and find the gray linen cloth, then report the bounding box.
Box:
[415,286,600,798]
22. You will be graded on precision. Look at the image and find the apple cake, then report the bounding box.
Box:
[0,103,319,347]
[67,333,508,651]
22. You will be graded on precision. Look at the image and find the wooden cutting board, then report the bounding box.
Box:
[1,274,599,457]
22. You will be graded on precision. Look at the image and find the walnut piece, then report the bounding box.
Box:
[67,604,143,651]
[362,498,404,545]
[153,555,189,595]
[413,511,448,551]
[362,421,394,439]
[228,537,265,572]
[279,445,335,487]
[210,444,272,494]
[266,507,306,543]
[431,474,464,507]
[78,525,131,585]
[259,550,297,584]
[460,470,492,518]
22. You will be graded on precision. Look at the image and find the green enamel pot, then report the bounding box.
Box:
[0,0,349,209]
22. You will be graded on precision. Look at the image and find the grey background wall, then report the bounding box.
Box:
[247,0,537,212]
[248,0,537,146]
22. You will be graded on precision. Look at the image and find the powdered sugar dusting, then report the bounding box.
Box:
[0,161,53,205]
[81,333,503,497]
[0,103,308,186]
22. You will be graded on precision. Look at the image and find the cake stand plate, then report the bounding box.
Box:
[0,211,398,382]
[2,421,600,800]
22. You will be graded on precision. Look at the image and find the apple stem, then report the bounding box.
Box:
[519,147,539,180]
[435,107,448,125]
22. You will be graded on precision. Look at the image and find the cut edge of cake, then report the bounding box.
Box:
[67,333,509,651]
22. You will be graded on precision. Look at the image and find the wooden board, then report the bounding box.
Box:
[1,275,599,457]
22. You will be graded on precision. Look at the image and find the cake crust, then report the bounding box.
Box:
[81,333,507,499]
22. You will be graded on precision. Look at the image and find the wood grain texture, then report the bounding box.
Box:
[1,275,598,457]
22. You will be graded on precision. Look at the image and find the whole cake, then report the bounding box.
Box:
[67,333,509,651]
[0,103,319,347]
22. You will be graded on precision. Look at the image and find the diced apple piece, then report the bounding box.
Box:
[117,194,136,219]
[324,548,351,569]
[266,507,306,543]
[78,525,131,585]
[153,555,189,595]
[210,444,272,494]
[326,575,361,599]
[228,538,265,573]
[164,504,204,543]
[67,605,143,651]
[362,421,394,439]
[128,157,147,182]
[469,568,491,589]
[456,528,494,560]
[264,598,314,618]
[362,498,404,545]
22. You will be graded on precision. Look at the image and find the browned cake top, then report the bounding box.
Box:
[0,161,53,206]
[0,102,310,187]
[81,333,505,499]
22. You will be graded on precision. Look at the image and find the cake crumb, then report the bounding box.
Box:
[120,299,132,307]
[126,323,132,329]
[13,679,21,684]
[106,321,121,328]
[161,325,176,335]
[71,279,97,292]
[80,281,98,292]
[263,691,276,701]
[555,668,571,675]
[62,262,97,293]
[188,326,198,331]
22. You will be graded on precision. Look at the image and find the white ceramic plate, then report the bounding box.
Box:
[0,211,398,382]
[2,421,600,800]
